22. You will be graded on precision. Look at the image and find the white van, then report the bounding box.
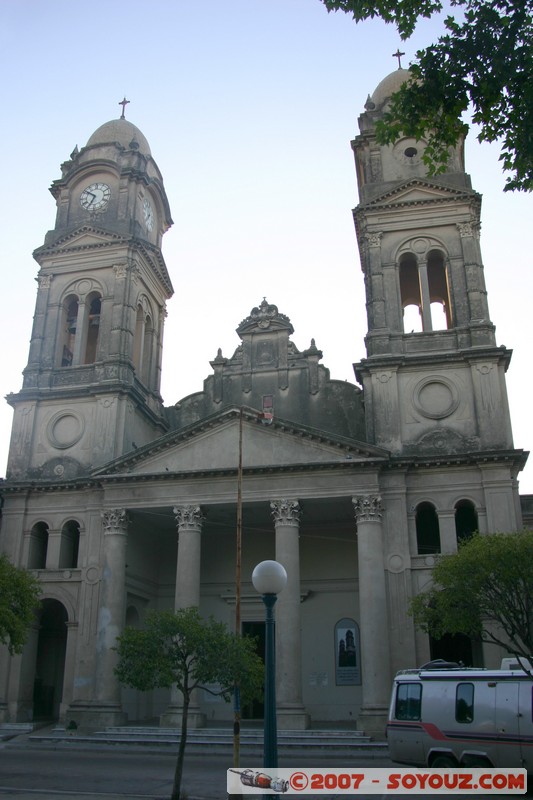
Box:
[387,660,533,772]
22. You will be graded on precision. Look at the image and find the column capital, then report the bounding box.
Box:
[352,495,383,523]
[365,231,383,248]
[270,499,301,527]
[101,508,129,533]
[173,504,204,532]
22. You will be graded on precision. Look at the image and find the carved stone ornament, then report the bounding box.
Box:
[352,495,383,523]
[113,263,128,279]
[457,222,478,239]
[270,499,301,527]
[365,232,383,248]
[101,508,129,532]
[37,274,52,289]
[173,505,204,531]
[237,298,294,336]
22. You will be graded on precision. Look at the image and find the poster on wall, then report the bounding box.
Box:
[334,618,361,685]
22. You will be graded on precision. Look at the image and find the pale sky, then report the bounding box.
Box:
[0,1,531,493]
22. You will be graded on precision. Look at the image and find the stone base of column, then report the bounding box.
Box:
[357,705,388,740]
[160,705,206,729]
[277,705,310,730]
[65,702,127,732]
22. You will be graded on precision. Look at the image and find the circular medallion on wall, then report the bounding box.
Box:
[388,554,405,574]
[84,565,100,585]
[47,411,85,450]
[413,376,459,420]
[392,137,426,167]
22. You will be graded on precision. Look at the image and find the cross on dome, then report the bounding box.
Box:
[118,96,130,119]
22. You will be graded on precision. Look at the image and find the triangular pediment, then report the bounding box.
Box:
[93,407,388,478]
[34,225,125,257]
[365,179,478,209]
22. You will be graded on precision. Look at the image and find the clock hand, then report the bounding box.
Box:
[86,191,96,207]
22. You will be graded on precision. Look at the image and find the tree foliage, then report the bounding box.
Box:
[0,554,41,655]
[410,531,533,661]
[320,0,533,191]
[115,607,263,800]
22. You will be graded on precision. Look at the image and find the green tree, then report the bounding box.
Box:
[320,0,533,191]
[115,607,263,800]
[0,554,41,655]
[410,530,533,662]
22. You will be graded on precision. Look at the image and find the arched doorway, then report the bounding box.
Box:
[33,600,68,720]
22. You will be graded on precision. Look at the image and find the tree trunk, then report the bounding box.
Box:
[171,693,189,800]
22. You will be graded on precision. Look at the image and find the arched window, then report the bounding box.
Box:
[28,522,49,569]
[84,293,101,364]
[400,254,422,333]
[427,250,452,330]
[141,314,154,384]
[133,305,144,372]
[59,520,80,569]
[399,249,452,333]
[416,502,441,554]
[61,296,79,367]
[455,500,478,545]
[132,299,155,387]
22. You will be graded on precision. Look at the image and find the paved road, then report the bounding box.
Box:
[0,737,529,800]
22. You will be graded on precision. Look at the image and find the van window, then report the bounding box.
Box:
[456,682,474,723]
[395,683,422,721]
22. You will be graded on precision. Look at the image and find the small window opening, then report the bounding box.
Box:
[456,683,474,723]
[84,294,101,364]
[404,147,418,159]
[61,296,79,366]
[427,250,452,329]
[416,502,441,554]
[28,522,49,569]
[455,500,478,545]
[400,254,422,333]
[141,314,153,384]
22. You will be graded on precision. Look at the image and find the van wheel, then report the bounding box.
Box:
[431,755,457,768]
[464,757,490,768]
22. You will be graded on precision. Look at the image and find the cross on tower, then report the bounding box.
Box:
[392,49,405,69]
[119,97,130,119]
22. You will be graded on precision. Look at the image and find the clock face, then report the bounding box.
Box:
[80,182,111,211]
[143,198,154,231]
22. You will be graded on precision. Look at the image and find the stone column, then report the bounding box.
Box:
[173,504,204,609]
[59,621,79,721]
[418,261,433,332]
[45,528,62,569]
[68,509,128,729]
[71,298,89,365]
[160,505,205,728]
[352,495,391,736]
[439,511,458,554]
[271,499,309,730]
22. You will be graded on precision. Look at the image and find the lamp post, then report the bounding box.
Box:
[252,560,287,770]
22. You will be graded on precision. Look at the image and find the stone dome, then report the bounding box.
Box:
[371,68,411,106]
[86,118,151,157]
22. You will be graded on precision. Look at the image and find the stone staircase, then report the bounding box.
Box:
[27,724,387,755]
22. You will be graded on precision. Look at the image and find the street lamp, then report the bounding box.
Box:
[252,560,287,770]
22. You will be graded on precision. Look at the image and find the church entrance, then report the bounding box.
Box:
[241,621,265,720]
[32,599,68,720]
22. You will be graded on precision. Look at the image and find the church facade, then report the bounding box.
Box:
[0,71,528,735]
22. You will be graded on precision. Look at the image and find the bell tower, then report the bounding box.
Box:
[353,70,515,461]
[6,111,174,479]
